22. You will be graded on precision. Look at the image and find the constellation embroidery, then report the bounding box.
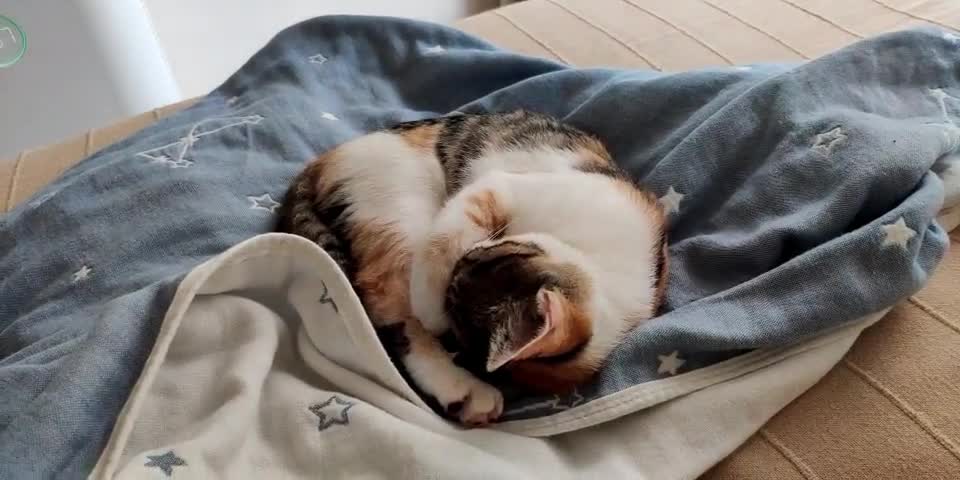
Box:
[504,390,584,415]
[137,115,265,168]
[318,281,339,313]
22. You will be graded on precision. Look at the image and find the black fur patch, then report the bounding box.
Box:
[575,163,627,179]
[654,229,667,286]
[449,242,544,287]
[388,117,446,131]
[375,322,411,356]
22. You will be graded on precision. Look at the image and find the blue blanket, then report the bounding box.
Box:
[0,16,954,477]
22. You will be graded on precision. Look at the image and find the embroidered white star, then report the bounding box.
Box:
[812,126,847,155]
[320,112,339,121]
[424,45,446,54]
[659,186,685,214]
[931,87,949,102]
[138,115,264,169]
[943,32,960,44]
[881,217,916,249]
[72,265,92,283]
[248,193,281,213]
[657,350,685,376]
[169,160,193,169]
[309,53,328,64]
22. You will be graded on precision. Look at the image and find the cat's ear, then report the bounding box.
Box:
[485,288,566,372]
[536,287,565,333]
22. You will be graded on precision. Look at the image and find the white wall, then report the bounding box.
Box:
[0,0,180,157]
[145,0,499,98]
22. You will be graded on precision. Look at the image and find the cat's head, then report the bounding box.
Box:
[445,232,668,394]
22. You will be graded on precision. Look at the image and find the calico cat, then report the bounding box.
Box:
[278,111,668,426]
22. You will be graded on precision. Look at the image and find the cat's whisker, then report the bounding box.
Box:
[486,221,511,242]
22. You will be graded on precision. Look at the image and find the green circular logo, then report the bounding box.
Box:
[0,15,26,67]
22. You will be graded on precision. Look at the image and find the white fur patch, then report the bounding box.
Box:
[329,132,446,244]
[467,148,582,179]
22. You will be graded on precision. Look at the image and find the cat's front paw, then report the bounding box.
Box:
[436,376,504,427]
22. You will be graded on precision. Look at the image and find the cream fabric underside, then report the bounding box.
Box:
[90,233,883,480]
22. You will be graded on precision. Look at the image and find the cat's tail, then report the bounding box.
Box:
[277,170,353,275]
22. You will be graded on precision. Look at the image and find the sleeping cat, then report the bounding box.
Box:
[278,111,668,426]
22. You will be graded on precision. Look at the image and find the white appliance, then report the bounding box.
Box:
[0,0,180,157]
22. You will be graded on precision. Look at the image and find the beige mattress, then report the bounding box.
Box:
[3,1,960,478]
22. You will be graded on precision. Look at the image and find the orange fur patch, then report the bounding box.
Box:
[574,137,615,168]
[465,189,509,234]
[427,233,457,264]
[402,313,450,358]
[507,354,600,394]
[397,124,440,153]
[613,178,663,221]
[506,291,595,394]
[302,147,344,199]
[531,294,592,359]
[349,221,413,324]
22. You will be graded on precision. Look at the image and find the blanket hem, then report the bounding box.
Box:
[91,233,885,480]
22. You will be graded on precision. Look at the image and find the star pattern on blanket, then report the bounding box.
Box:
[929,88,960,122]
[318,281,339,313]
[309,53,328,65]
[321,112,340,121]
[659,186,684,214]
[144,450,187,477]
[137,115,265,168]
[148,155,194,169]
[423,45,446,54]
[931,88,949,103]
[881,217,916,249]
[310,395,355,431]
[943,31,960,44]
[812,126,847,155]
[248,193,281,213]
[72,265,92,283]
[657,350,685,376]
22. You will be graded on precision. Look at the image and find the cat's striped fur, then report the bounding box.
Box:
[278,111,668,426]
